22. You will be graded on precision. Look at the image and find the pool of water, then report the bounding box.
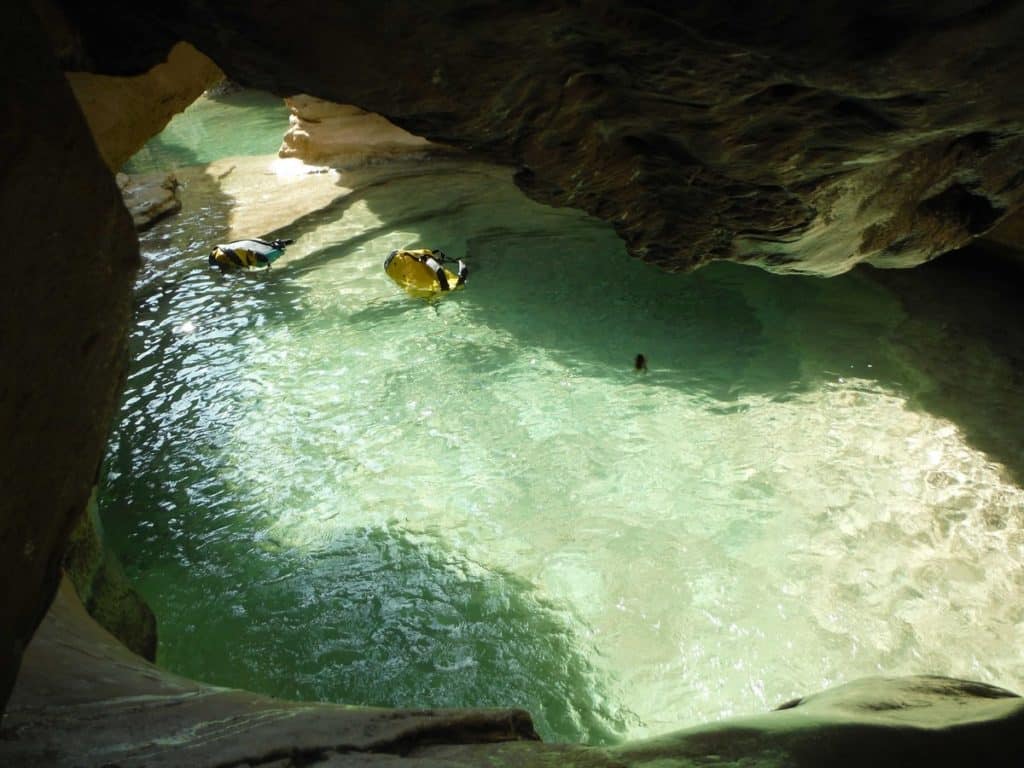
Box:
[124,89,289,173]
[100,91,1024,744]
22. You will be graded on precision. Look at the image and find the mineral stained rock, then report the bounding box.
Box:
[51,0,1024,274]
[62,489,157,660]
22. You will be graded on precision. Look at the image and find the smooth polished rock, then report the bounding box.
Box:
[0,0,137,713]
[280,95,438,168]
[62,488,156,660]
[0,580,538,768]
[66,40,223,171]
[2,580,1022,767]
[116,171,182,230]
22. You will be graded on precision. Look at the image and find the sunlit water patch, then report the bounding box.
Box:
[124,89,289,173]
[101,95,1024,744]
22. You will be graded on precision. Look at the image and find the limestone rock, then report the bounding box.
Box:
[65,40,223,171]
[1,581,539,767]
[280,95,437,168]
[116,171,182,230]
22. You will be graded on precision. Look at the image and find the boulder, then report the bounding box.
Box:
[116,171,182,230]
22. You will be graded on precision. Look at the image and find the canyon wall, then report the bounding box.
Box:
[52,0,1024,274]
[0,0,138,710]
[65,41,223,172]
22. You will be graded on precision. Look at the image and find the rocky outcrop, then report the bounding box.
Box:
[65,39,223,171]
[116,171,182,230]
[49,1,1024,274]
[280,95,437,168]
[3,580,1022,767]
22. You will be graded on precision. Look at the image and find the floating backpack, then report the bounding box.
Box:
[209,238,293,270]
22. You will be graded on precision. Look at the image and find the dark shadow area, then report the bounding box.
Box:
[865,243,1024,486]
[101,473,635,745]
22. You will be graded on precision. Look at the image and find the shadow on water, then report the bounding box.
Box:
[866,244,1024,486]
[119,516,634,744]
[264,162,1024,486]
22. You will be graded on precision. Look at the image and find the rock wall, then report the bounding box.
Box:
[62,489,157,660]
[3,581,1022,767]
[3,0,1024,763]
[0,0,137,712]
[65,40,223,172]
[50,0,1024,274]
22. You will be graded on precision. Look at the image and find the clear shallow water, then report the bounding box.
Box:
[102,93,1024,744]
[124,89,289,173]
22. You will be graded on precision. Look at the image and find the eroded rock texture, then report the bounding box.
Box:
[62,489,157,660]
[64,41,224,172]
[53,0,1024,274]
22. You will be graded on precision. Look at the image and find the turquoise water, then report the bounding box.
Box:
[124,89,289,173]
[101,92,1024,744]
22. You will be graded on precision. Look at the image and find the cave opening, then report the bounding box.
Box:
[93,86,1024,746]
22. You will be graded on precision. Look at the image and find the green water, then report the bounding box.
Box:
[101,92,1024,744]
[124,89,289,173]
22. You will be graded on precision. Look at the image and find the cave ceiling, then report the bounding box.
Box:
[55,0,1024,275]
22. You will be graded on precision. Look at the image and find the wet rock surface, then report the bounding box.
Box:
[0,581,539,768]
[62,489,157,660]
[52,0,1024,274]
